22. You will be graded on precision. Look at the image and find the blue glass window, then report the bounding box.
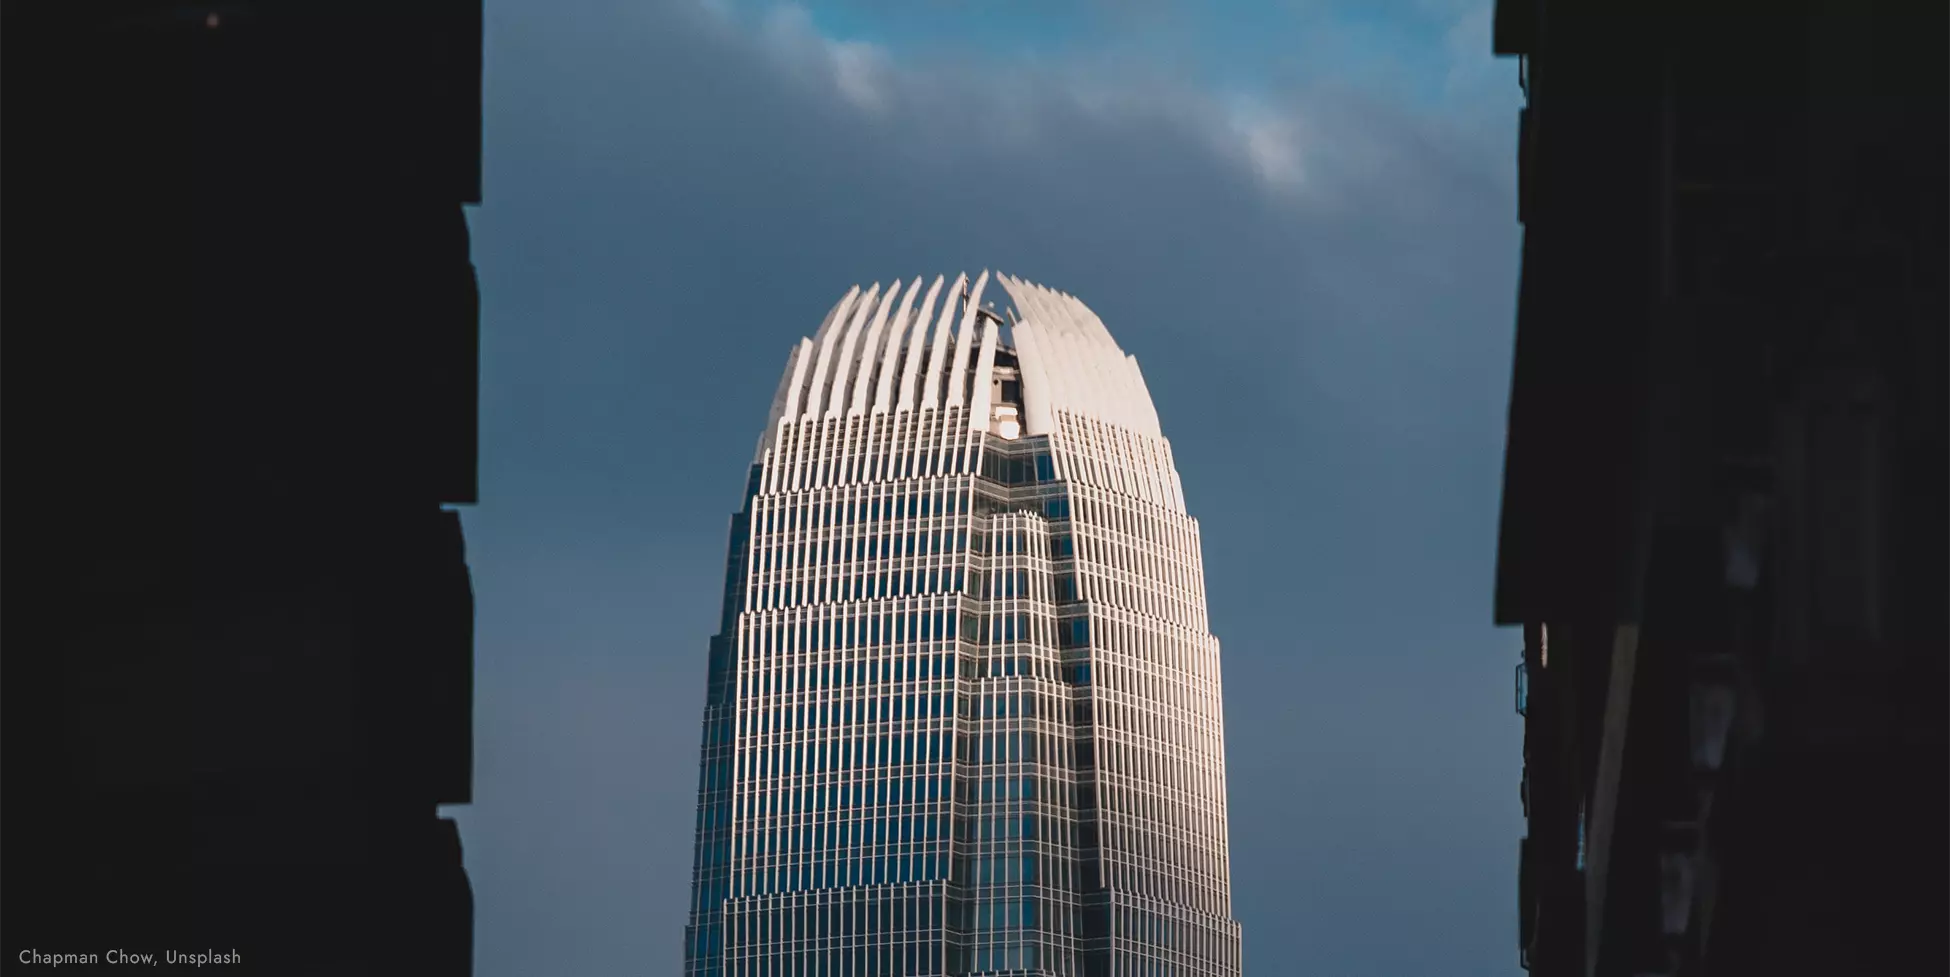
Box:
[1058,617,1089,649]
[1053,569,1084,600]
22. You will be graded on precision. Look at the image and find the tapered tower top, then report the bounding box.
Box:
[756,272,1165,463]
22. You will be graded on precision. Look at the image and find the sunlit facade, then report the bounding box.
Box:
[685,272,1242,977]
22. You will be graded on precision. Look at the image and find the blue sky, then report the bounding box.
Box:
[450,1,1526,973]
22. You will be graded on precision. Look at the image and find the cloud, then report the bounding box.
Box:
[757,4,895,114]
[1234,108,1308,189]
[829,39,893,113]
[700,1,1515,208]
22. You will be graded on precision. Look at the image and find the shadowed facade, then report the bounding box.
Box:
[1490,1,1947,974]
[3,4,483,973]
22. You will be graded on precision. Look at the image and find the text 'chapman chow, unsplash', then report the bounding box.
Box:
[684,271,1243,976]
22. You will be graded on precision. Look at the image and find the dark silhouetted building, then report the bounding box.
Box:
[1490,1,1946,975]
[4,4,483,974]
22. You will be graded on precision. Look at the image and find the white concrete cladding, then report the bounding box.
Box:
[758,271,1169,459]
[699,271,1241,977]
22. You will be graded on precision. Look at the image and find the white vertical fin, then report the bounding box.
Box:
[806,284,873,420]
[877,277,930,414]
[1063,289,1120,350]
[1126,354,1164,438]
[1035,284,1098,423]
[919,272,964,411]
[945,270,991,410]
[1009,316,1057,436]
[900,275,955,412]
[1046,286,1113,427]
[774,336,817,495]
[1067,291,1158,437]
[1061,286,1130,430]
[1023,282,1087,420]
[967,315,1000,431]
[856,277,920,416]
[810,286,857,349]
[756,341,807,463]
[1061,288,1132,431]
[824,283,883,419]
[780,336,817,420]
[1002,275,1066,432]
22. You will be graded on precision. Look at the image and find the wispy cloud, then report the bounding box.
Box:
[699,0,1513,210]
[757,4,897,114]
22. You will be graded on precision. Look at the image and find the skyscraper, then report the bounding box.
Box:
[685,272,1242,977]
